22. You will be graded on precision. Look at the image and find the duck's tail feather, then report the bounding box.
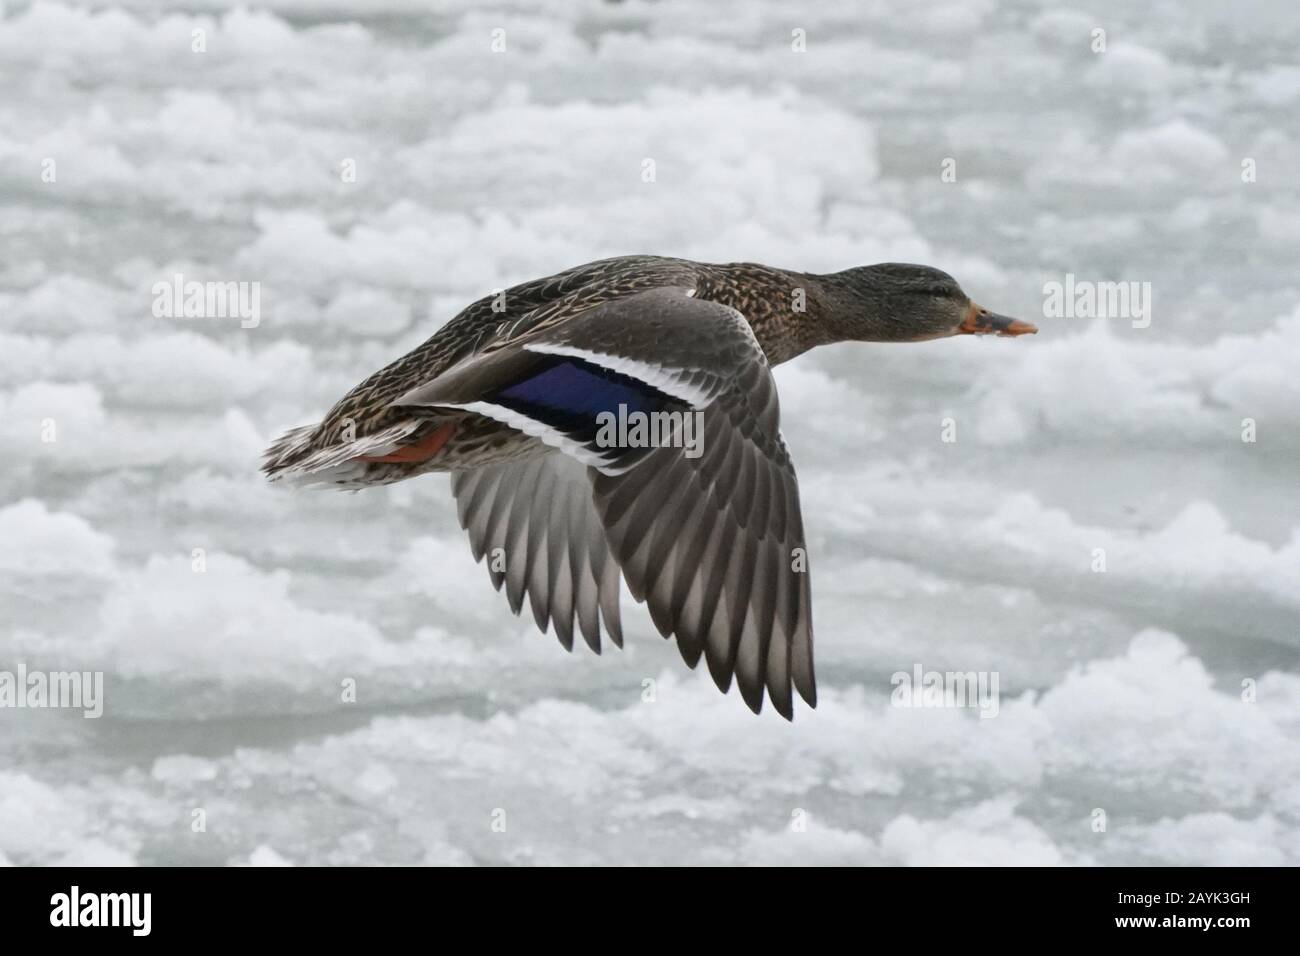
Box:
[260,420,425,489]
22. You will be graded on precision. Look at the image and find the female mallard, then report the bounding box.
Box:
[263,255,1036,719]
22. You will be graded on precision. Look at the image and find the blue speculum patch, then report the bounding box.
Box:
[493,356,673,429]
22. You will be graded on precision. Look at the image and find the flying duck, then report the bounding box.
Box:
[262,256,1037,719]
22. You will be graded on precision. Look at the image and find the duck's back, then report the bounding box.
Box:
[259,256,706,483]
[312,256,698,444]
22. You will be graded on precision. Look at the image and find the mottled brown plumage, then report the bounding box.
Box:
[297,258,808,468]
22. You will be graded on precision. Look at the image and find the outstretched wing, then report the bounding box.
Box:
[449,452,623,654]
[403,286,815,718]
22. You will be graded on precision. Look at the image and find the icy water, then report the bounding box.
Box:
[1,0,1298,865]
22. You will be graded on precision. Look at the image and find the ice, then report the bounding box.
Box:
[0,499,115,577]
[2,633,1294,865]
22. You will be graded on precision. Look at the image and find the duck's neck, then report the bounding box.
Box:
[706,264,889,365]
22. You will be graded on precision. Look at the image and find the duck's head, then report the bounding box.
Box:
[821,263,1038,344]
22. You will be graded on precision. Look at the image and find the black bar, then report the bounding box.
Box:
[0,866,1280,941]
